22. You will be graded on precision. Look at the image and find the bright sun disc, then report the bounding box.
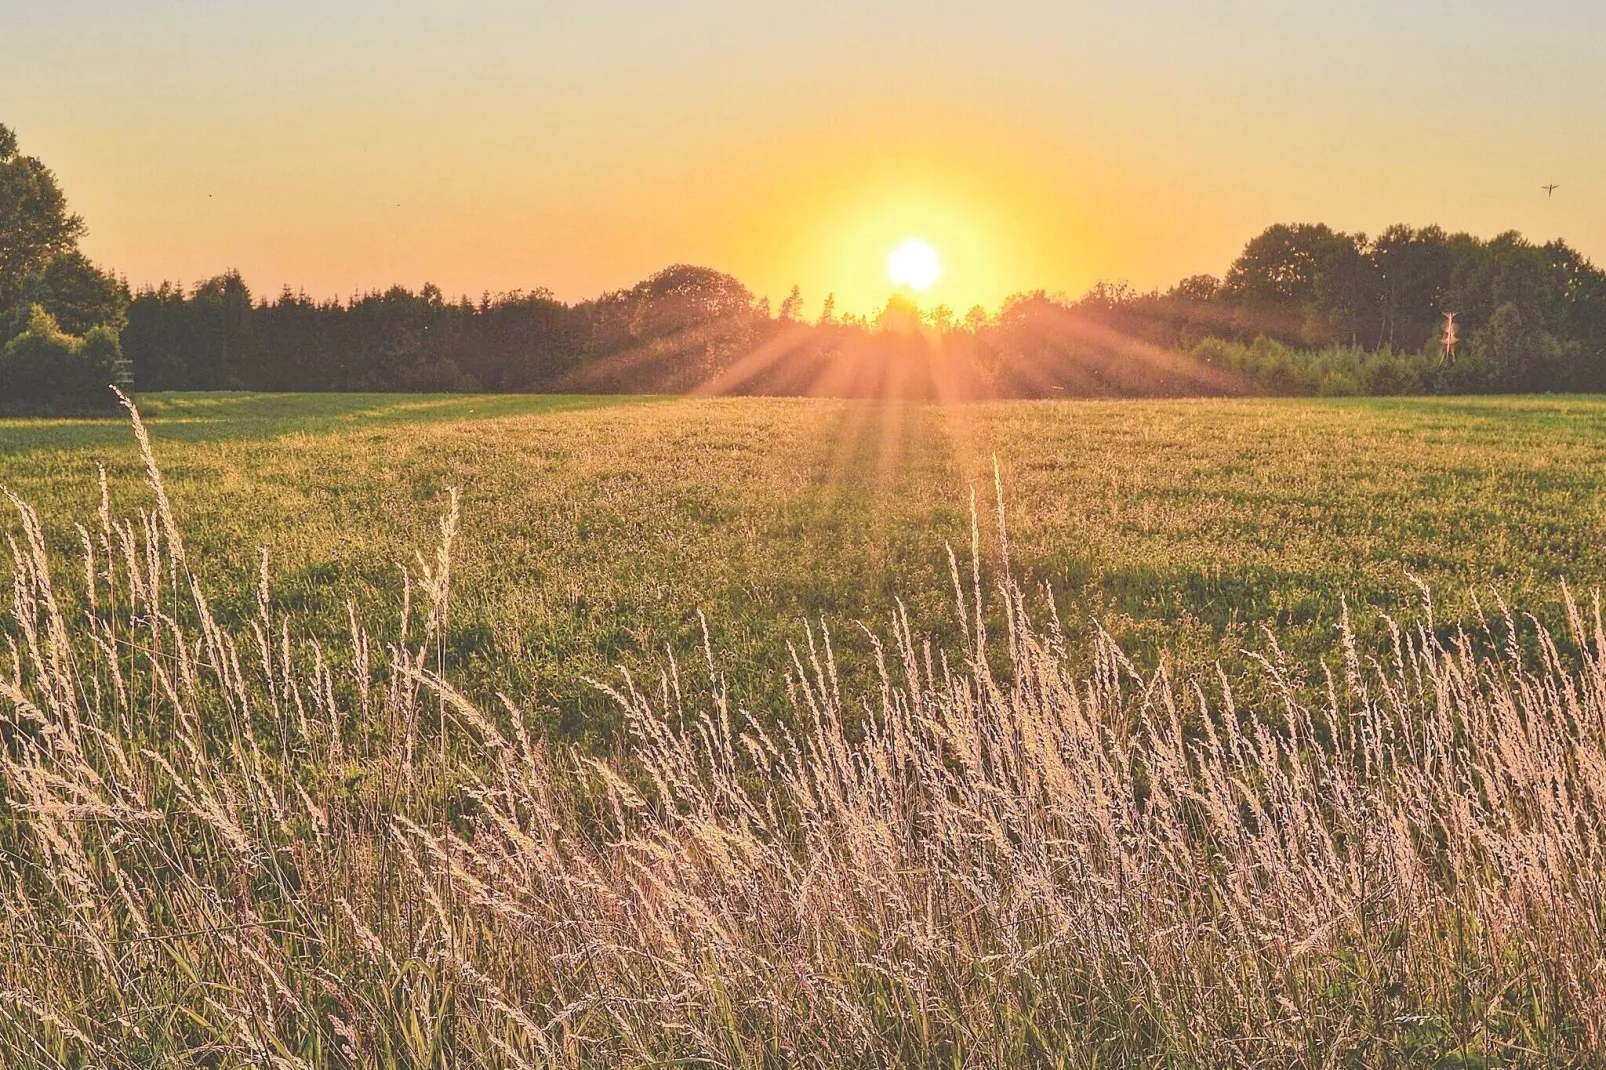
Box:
[887,238,942,292]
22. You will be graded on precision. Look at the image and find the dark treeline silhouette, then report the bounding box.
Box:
[117,269,1244,400]
[9,120,1606,405]
[119,222,1606,400]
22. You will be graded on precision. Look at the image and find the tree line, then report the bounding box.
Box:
[7,119,1606,407]
[117,222,1606,399]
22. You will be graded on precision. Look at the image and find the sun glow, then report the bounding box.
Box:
[803,175,1019,317]
[887,238,943,292]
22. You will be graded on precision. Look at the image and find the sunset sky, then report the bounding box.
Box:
[5,1,1605,316]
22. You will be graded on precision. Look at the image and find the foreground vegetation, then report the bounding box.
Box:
[3,394,1606,1065]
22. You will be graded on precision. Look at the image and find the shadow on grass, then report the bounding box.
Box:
[0,391,657,455]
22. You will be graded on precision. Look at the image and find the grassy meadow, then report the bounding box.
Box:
[6,391,1606,1065]
[5,391,1606,737]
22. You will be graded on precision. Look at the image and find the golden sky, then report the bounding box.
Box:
[5,2,1605,316]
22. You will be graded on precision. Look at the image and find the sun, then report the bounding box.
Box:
[887,238,942,292]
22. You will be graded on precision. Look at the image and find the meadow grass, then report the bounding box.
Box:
[2,392,1606,1065]
[3,391,1605,739]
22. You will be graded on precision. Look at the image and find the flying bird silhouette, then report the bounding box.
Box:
[1543,184,1560,197]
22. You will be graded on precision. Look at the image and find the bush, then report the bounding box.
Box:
[81,322,133,395]
[0,303,130,413]
[1189,335,1462,397]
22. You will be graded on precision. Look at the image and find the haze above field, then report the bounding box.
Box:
[6,1,1605,316]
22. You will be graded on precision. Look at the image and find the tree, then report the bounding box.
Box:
[626,265,753,341]
[1079,280,1139,310]
[1545,239,1606,389]
[1169,274,1220,302]
[0,124,85,308]
[187,272,256,388]
[1224,223,1378,345]
[123,282,189,390]
[0,124,130,409]
[1225,224,1335,305]
[1309,231,1375,346]
[778,285,804,322]
[1371,224,1451,350]
[9,250,126,338]
[1466,301,1564,392]
[875,292,922,334]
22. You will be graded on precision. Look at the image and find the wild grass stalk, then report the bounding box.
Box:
[1,398,1603,1066]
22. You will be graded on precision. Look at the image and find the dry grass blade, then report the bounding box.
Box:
[0,399,1602,1067]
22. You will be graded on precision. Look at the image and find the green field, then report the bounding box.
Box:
[9,391,1606,1065]
[5,391,1605,735]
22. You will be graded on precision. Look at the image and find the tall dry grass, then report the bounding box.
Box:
[2,395,1604,1067]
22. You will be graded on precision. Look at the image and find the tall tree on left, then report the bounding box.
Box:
[0,124,83,305]
[0,123,129,411]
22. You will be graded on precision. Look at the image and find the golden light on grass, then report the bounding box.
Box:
[9,405,1606,1062]
[5,397,1606,1062]
[886,237,942,292]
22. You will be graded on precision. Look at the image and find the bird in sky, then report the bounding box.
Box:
[1543,184,1560,197]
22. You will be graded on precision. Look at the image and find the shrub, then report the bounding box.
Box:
[1188,335,1468,397]
[0,302,77,401]
[0,303,128,412]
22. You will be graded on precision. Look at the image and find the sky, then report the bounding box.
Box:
[4,1,1605,317]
